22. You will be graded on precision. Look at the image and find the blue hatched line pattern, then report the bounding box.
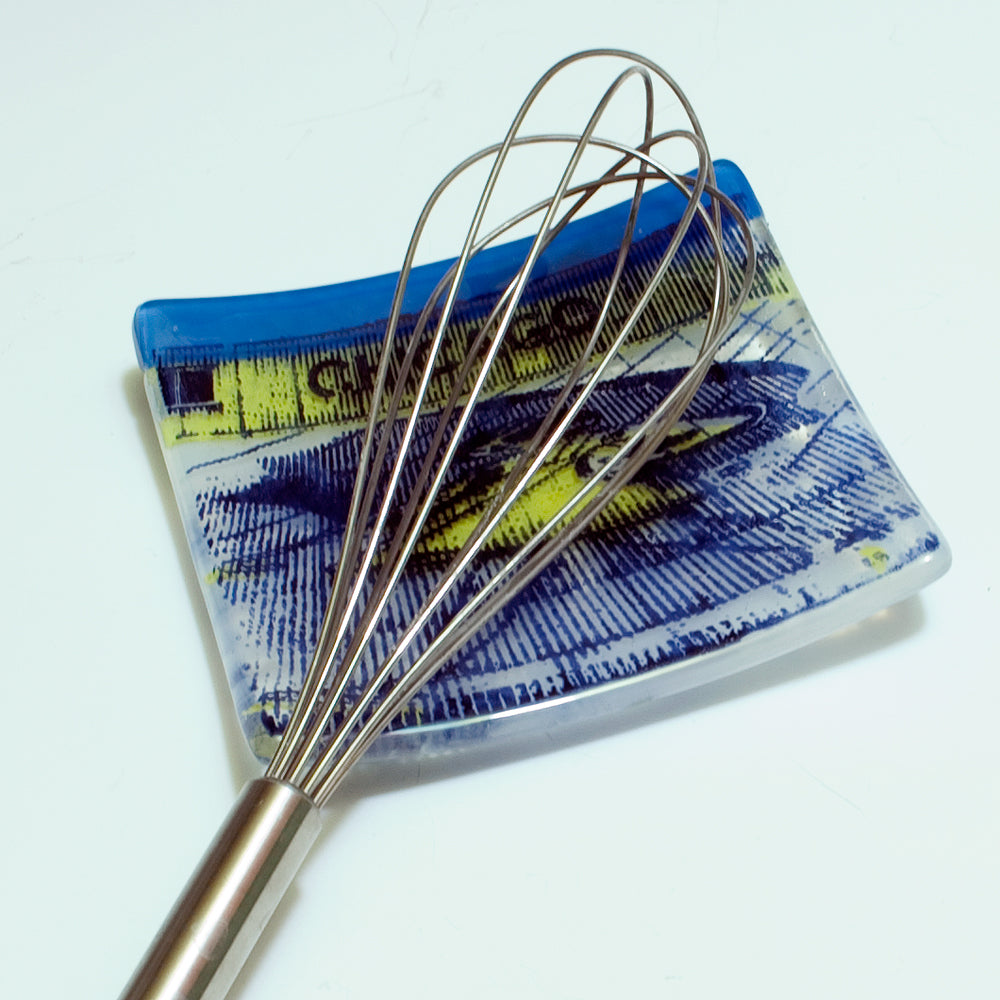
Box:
[146,184,944,758]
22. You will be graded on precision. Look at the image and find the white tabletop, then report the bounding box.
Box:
[2,4,997,999]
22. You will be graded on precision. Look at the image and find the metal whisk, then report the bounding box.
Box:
[119,49,756,1000]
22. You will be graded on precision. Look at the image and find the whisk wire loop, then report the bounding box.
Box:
[267,55,756,800]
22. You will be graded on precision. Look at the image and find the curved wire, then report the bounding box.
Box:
[266,50,758,803]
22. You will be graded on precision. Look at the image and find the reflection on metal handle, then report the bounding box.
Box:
[118,778,322,1000]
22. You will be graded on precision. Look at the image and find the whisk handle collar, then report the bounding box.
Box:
[117,778,321,1000]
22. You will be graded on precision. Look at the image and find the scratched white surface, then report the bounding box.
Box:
[1,3,997,999]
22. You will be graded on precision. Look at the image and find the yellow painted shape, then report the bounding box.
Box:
[420,448,680,558]
[668,416,747,453]
[237,357,298,433]
[859,545,890,574]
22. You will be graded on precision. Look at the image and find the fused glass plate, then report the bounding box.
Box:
[134,161,949,762]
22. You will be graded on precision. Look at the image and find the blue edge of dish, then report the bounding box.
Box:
[134,160,761,365]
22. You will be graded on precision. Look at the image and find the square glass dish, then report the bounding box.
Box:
[134,161,949,762]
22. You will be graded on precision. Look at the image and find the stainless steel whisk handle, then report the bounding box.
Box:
[118,778,322,1000]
